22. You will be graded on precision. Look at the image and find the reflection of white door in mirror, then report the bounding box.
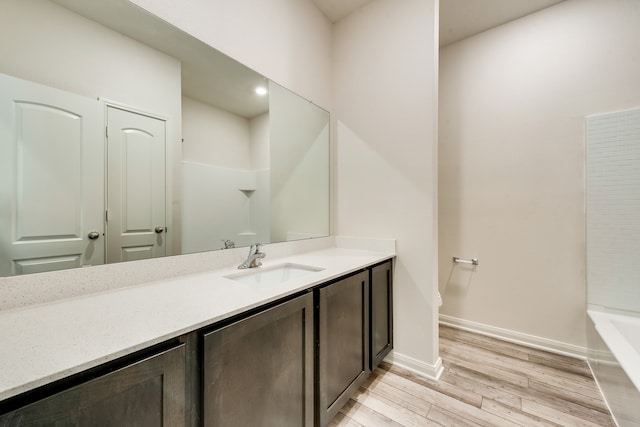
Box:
[0,73,104,275]
[106,107,166,263]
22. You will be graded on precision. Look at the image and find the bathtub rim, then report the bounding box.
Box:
[588,308,640,393]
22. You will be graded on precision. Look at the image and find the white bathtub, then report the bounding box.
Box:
[589,310,640,391]
[588,309,640,426]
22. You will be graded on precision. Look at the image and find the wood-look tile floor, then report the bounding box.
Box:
[330,325,615,426]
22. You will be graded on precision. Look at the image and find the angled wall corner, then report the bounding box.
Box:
[332,0,440,369]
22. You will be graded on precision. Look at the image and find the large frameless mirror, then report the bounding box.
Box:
[0,0,329,277]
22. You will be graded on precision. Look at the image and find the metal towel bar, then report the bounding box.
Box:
[453,257,479,266]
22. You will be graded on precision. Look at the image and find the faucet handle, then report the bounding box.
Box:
[254,243,263,253]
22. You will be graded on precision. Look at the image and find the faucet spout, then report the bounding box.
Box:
[237,244,266,269]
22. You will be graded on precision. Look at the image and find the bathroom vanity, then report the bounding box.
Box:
[1,2,393,424]
[0,248,393,426]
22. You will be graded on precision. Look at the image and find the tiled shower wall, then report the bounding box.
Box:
[586,107,640,426]
[586,107,640,313]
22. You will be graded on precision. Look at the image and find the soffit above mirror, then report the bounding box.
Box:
[52,0,268,119]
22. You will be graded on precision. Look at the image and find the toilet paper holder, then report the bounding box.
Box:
[453,257,479,266]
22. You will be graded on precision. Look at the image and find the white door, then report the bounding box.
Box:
[106,106,166,263]
[0,73,104,276]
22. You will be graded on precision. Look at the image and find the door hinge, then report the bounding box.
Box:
[105,126,108,138]
[105,210,109,222]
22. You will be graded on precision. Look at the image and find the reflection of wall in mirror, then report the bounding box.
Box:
[0,0,181,130]
[181,96,270,253]
[270,83,330,242]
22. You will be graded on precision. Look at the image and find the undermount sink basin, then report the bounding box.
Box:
[225,263,324,286]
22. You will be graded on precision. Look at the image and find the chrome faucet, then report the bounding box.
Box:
[238,244,266,269]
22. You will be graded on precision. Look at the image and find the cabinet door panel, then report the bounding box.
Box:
[0,344,186,426]
[318,270,369,427]
[371,260,393,369]
[203,293,314,427]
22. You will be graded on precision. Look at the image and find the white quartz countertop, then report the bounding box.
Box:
[0,247,393,401]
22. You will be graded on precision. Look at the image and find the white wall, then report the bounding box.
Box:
[439,0,640,355]
[333,0,440,375]
[250,113,270,170]
[249,113,271,244]
[182,96,252,168]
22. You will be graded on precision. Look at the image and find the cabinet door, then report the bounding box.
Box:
[371,260,393,369]
[318,270,369,427]
[203,293,314,427]
[0,344,186,426]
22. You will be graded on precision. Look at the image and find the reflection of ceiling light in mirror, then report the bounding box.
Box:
[255,86,268,96]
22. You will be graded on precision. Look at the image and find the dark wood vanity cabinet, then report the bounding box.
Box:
[0,344,186,426]
[370,260,393,369]
[317,270,370,427]
[203,262,393,427]
[202,292,314,427]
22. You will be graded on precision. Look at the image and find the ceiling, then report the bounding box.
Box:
[313,0,565,46]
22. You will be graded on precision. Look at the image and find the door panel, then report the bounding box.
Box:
[318,271,370,427]
[0,344,186,426]
[371,260,393,369]
[15,103,83,239]
[14,255,82,275]
[121,245,155,262]
[0,73,104,276]
[203,293,314,427]
[106,107,166,263]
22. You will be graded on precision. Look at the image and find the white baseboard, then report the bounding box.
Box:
[439,314,588,360]
[385,351,444,381]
